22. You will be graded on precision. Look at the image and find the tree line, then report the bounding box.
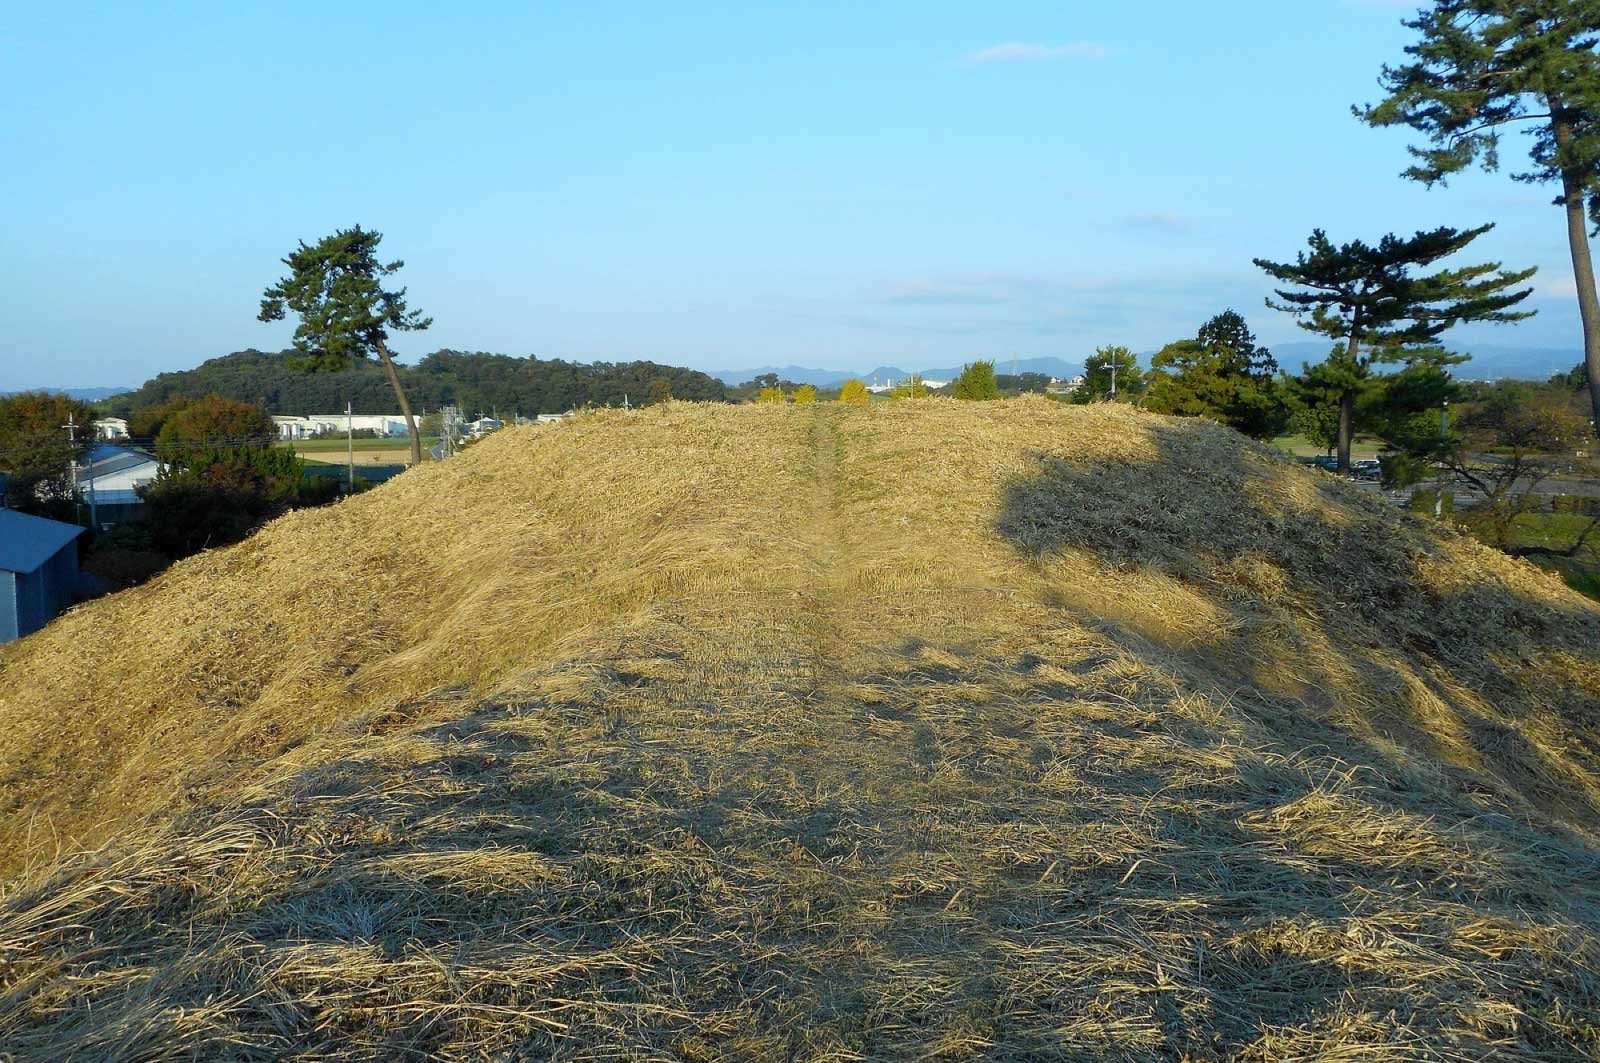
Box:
[103,347,728,427]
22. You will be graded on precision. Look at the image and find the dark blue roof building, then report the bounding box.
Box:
[0,509,85,643]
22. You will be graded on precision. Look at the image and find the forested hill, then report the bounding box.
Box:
[102,349,728,417]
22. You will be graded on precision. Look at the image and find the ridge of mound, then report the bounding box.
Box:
[2,398,1598,1060]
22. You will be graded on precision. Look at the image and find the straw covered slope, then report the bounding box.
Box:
[2,399,1600,1061]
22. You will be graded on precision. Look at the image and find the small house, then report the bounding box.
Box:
[81,444,164,527]
[0,509,84,643]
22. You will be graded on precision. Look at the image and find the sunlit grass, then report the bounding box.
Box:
[3,399,1599,1060]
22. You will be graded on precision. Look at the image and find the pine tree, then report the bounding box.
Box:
[1359,1,1600,428]
[1254,225,1534,471]
[1144,310,1289,438]
[259,226,431,465]
[952,361,1001,400]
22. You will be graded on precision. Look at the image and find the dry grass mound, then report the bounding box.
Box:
[2,398,1599,1061]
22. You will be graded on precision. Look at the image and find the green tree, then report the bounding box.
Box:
[0,391,99,521]
[1289,403,1343,456]
[259,226,431,464]
[128,395,194,441]
[1442,385,1597,553]
[994,372,1053,396]
[1075,346,1143,403]
[792,384,818,404]
[1254,225,1534,472]
[1144,311,1289,438]
[888,374,929,400]
[646,378,673,406]
[1282,354,1348,455]
[1553,361,1591,393]
[1363,354,1462,487]
[153,396,277,466]
[1360,1,1600,429]
[140,446,306,559]
[838,379,869,405]
[109,349,728,421]
[137,395,304,559]
[952,360,1001,400]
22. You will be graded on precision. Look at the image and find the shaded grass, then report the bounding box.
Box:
[2,399,1600,1059]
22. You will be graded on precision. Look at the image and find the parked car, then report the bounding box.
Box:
[1352,458,1383,481]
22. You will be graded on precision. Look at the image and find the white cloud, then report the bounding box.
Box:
[960,41,1113,65]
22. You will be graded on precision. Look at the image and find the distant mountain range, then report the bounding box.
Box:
[712,346,1583,387]
[1267,342,1580,380]
[1,385,132,401]
[709,357,1084,387]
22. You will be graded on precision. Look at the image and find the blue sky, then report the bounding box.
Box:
[0,0,1586,389]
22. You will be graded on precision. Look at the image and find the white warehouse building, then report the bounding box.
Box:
[273,414,410,439]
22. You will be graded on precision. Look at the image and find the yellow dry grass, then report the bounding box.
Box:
[2,397,1599,1060]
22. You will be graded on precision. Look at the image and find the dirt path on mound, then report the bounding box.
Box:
[799,407,848,699]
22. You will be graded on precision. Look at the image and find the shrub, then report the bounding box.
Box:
[793,385,818,404]
[757,387,786,405]
[139,446,308,559]
[839,380,869,405]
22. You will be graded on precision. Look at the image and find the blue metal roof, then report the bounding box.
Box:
[0,509,84,575]
[83,445,158,479]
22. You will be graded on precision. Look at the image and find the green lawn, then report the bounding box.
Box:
[288,436,440,453]
[1271,434,1384,461]
[1496,510,1600,600]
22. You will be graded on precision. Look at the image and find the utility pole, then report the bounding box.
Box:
[442,405,459,457]
[61,414,83,525]
[346,401,354,494]
[1110,358,1118,399]
[1435,398,1449,520]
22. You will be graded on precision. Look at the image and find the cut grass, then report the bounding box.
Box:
[2,399,1599,1060]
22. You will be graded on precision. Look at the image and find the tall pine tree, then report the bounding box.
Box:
[259,226,431,465]
[1359,1,1600,429]
[1254,225,1534,471]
